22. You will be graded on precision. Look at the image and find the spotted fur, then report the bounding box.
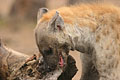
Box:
[35,3,120,80]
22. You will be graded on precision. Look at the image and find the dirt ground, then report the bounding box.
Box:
[0,20,81,80]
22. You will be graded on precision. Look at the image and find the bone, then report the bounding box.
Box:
[0,40,78,80]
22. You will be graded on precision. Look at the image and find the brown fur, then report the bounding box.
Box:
[40,3,120,29]
[35,3,120,80]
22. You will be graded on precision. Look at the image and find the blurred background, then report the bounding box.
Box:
[0,0,120,80]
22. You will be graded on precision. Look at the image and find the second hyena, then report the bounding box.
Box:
[35,4,120,80]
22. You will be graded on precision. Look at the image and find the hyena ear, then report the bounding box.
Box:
[49,11,64,31]
[37,8,48,23]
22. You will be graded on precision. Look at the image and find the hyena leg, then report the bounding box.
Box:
[97,70,118,80]
[80,53,99,80]
[92,52,119,80]
[99,77,115,80]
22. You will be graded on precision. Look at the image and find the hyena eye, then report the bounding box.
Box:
[44,48,53,55]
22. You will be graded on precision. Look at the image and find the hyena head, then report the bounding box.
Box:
[35,8,74,71]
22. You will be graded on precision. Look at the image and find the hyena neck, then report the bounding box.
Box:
[65,24,95,54]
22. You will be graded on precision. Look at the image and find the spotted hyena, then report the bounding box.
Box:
[35,4,120,80]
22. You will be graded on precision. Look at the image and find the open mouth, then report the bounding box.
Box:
[59,53,64,68]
